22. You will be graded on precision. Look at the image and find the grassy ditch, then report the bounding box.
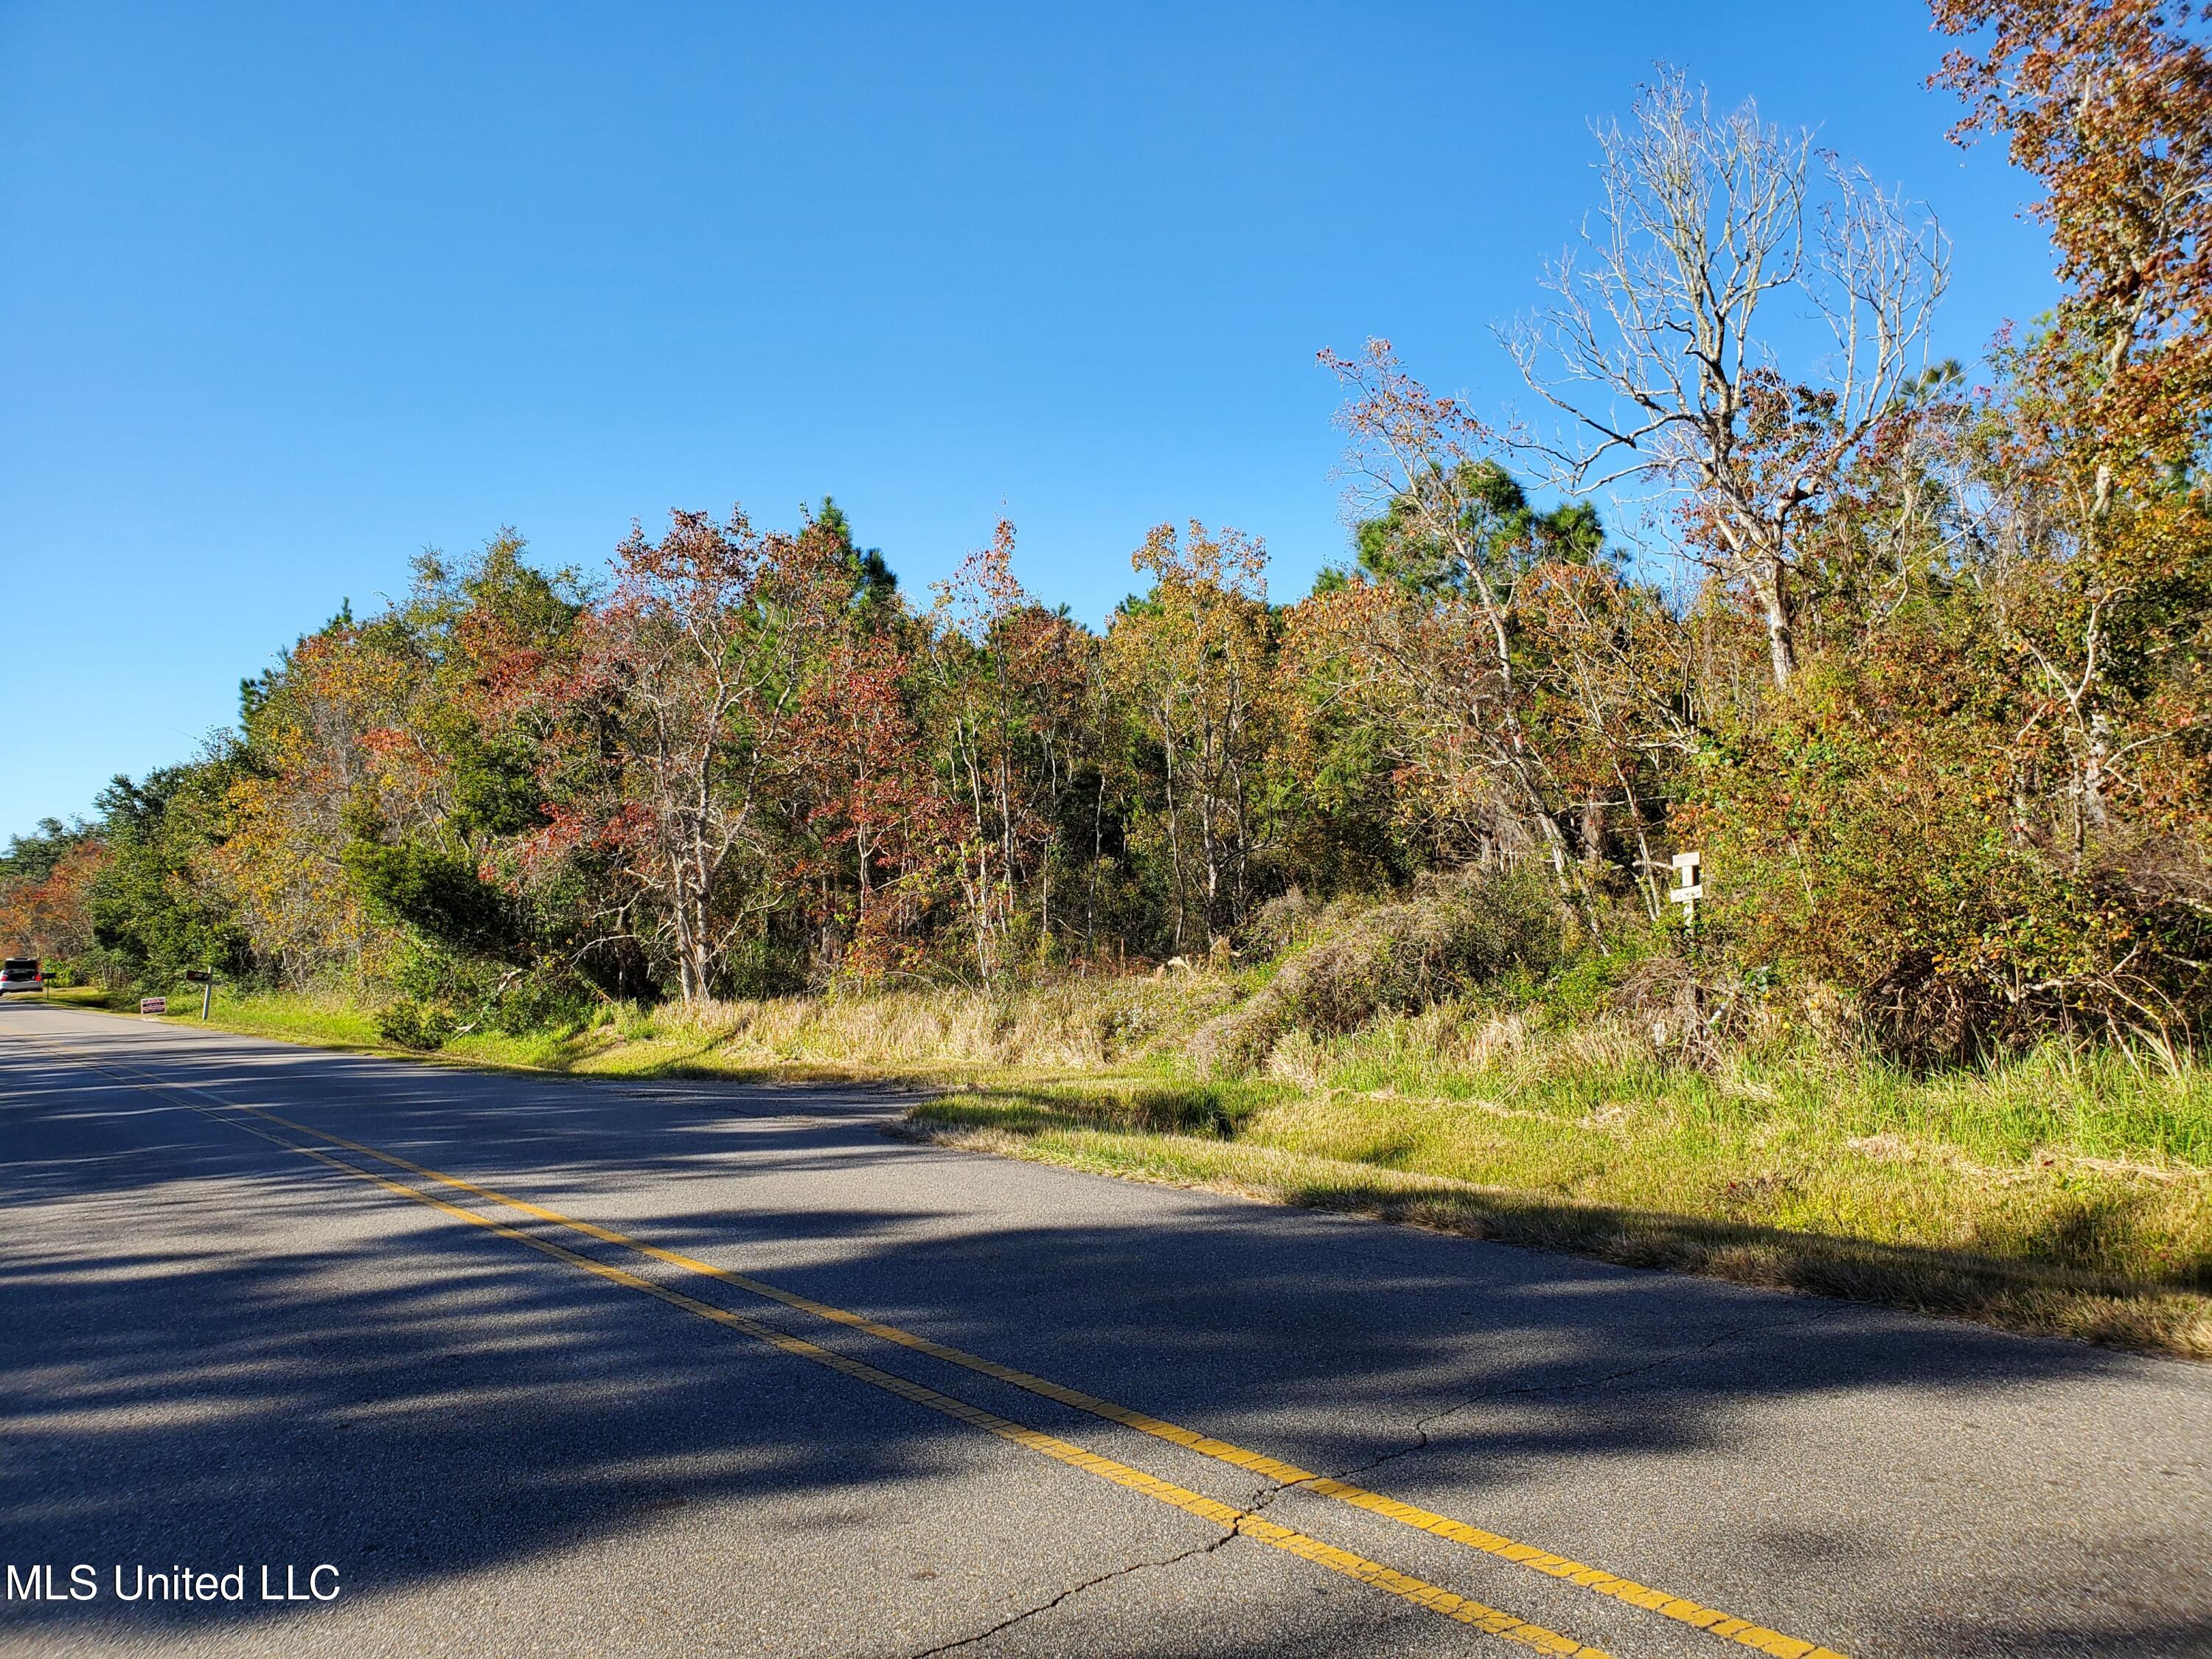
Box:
[905,1018,2212,1358]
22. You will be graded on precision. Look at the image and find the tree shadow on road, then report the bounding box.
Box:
[1,1018,2205,1658]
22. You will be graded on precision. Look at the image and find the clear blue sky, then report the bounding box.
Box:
[2,1,2049,841]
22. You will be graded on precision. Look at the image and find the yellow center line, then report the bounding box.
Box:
[19,1031,1848,1659]
[14,1034,1615,1658]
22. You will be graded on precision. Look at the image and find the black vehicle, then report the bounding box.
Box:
[0,958,46,996]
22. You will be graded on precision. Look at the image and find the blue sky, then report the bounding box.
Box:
[1,1,2050,840]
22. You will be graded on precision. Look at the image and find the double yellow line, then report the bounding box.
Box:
[12,1032,1848,1659]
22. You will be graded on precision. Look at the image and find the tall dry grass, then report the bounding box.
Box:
[584,972,1243,1077]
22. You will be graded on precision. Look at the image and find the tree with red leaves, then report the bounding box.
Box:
[534,508,847,1003]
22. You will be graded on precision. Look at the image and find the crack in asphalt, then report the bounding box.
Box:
[905,1480,1287,1658]
[1306,1320,1764,1493]
[911,1318,1777,1656]
[898,1320,1760,1659]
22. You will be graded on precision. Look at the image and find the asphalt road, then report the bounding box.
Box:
[0,1003,2205,1659]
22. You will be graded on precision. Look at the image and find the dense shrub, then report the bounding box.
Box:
[1192,865,1563,1075]
[377,998,457,1051]
[1238,887,1327,959]
[1686,638,2212,1060]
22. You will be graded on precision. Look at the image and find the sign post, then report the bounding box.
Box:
[185,967,215,1021]
[1669,850,1703,933]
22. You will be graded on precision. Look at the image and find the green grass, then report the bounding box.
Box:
[46,984,574,1071]
[908,1004,2212,1356]
[57,973,1241,1084]
[49,975,2212,1357]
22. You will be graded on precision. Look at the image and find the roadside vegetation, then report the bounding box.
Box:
[56,880,2212,1357]
[9,5,2211,1354]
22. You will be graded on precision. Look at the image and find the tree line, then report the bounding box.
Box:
[7,4,2209,1057]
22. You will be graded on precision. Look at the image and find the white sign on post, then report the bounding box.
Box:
[1669,850,1703,928]
[139,997,168,1016]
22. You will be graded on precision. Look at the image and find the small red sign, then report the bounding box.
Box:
[139,997,167,1015]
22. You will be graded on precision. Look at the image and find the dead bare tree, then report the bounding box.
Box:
[1317,341,1607,939]
[1504,69,1948,688]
